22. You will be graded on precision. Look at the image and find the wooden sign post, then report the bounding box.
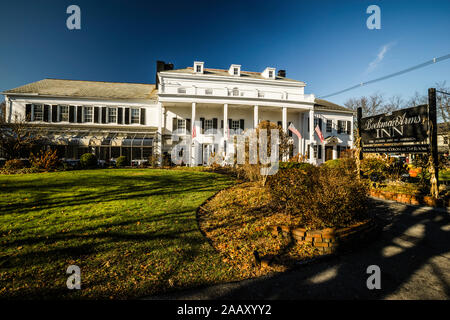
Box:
[428,88,439,198]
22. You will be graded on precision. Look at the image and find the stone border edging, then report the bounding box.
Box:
[270,219,379,256]
[369,189,447,207]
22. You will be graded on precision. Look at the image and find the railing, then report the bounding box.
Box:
[160,84,315,102]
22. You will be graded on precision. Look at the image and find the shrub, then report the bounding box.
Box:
[3,159,25,171]
[266,165,368,229]
[361,155,408,183]
[116,156,128,168]
[80,153,97,169]
[279,161,314,171]
[29,149,59,171]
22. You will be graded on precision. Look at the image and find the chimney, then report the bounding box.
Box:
[156,60,174,88]
[278,70,286,78]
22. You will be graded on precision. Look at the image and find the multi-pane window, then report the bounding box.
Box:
[269,70,273,78]
[205,88,213,95]
[108,107,117,123]
[233,68,239,75]
[196,65,202,72]
[338,120,346,134]
[326,120,332,132]
[205,119,214,131]
[131,108,140,124]
[313,145,318,159]
[258,91,265,98]
[33,104,43,121]
[444,136,449,145]
[84,106,93,122]
[59,105,69,122]
[177,119,186,133]
[231,120,240,131]
[232,88,239,96]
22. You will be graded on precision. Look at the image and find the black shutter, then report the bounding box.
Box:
[318,145,322,159]
[308,118,310,132]
[25,104,32,121]
[319,118,322,131]
[43,105,50,122]
[228,119,232,131]
[76,106,82,123]
[213,118,218,130]
[200,117,205,134]
[51,105,57,122]
[140,108,146,125]
[172,117,178,131]
[69,106,75,123]
[101,107,107,124]
[124,108,130,124]
[347,121,351,134]
[186,118,191,134]
[94,107,99,123]
[221,120,223,128]
[239,119,244,130]
[117,107,123,124]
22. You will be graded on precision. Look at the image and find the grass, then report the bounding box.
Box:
[0,169,239,299]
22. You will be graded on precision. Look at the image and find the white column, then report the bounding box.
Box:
[298,112,304,155]
[157,103,164,166]
[224,103,228,139]
[254,105,259,128]
[309,108,315,163]
[333,145,338,160]
[191,102,196,166]
[282,107,287,132]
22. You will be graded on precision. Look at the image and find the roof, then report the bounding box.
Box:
[314,98,354,114]
[2,79,157,101]
[162,67,304,84]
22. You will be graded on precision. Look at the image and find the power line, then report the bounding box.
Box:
[319,53,450,99]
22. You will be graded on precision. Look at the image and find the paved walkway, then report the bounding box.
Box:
[149,198,450,300]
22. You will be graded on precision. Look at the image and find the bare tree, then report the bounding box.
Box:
[383,95,404,113]
[406,91,427,107]
[0,113,47,159]
[344,92,386,117]
[435,81,450,152]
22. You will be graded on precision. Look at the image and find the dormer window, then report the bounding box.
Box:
[194,61,204,74]
[262,67,276,79]
[228,64,241,76]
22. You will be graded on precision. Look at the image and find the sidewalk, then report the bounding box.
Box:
[147,198,450,300]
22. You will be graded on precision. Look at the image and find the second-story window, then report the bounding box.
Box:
[326,120,332,132]
[338,120,346,134]
[232,88,239,96]
[231,120,240,131]
[84,106,93,123]
[177,119,186,133]
[131,108,140,124]
[205,119,214,131]
[108,107,117,123]
[59,105,69,122]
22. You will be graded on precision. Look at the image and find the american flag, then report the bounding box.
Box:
[315,125,325,144]
[288,123,302,139]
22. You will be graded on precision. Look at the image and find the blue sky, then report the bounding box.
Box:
[0,0,449,105]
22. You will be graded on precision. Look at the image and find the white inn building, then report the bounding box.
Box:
[1,61,354,165]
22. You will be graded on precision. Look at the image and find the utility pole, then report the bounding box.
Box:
[428,88,439,198]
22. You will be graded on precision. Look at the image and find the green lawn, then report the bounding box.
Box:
[0,169,237,299]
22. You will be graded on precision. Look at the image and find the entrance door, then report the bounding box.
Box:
[325,146,333,161]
